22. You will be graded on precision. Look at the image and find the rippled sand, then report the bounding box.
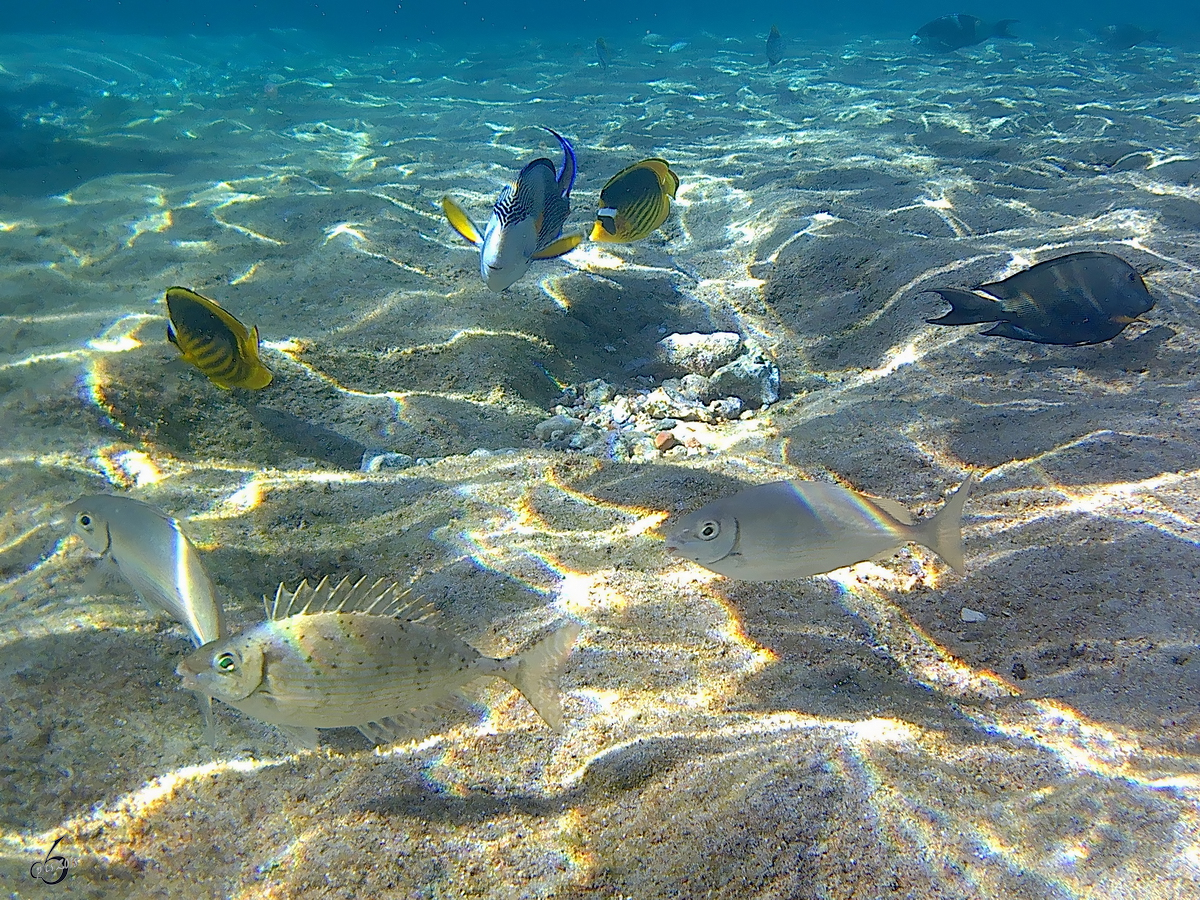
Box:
[1,25,1198,899]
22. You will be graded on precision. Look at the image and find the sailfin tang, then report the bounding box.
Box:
[542,126,577,197]
[442,196,483,246]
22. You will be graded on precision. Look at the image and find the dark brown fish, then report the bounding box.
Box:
[925,251,1155,345]
[766,25,784,67]
[911,14,1018,51]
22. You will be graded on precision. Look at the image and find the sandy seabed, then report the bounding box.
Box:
[1,23,1199,899]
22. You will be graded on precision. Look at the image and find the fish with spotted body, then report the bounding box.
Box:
[177,575,582,748]
[442,127,582,292]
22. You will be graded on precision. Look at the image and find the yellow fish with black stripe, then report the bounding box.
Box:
[590,158,680,243]
[165,287,273,390]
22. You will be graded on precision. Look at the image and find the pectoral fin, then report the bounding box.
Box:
[275,723,320,749]
[442,196,483,246]
[532,233,583,260]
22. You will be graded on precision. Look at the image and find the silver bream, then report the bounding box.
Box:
[666,474,975,581]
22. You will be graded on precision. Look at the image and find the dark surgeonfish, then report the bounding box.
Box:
[166,287,273,389]
[442,127,582,292]
[911,14,1018,51]
[590,158,680,243]
[766,25,785,67]
[1097,24,1160,50]
[596,37,611,71]
[924,251,1156,345]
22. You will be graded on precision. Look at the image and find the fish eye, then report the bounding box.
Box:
[77,513,92,528]
[697,520,721,540]
[215,652,237,673]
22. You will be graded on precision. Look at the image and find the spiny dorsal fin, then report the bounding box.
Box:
[265,575,436,622]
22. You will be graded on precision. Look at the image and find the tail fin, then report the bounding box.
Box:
[992,19,1018,39]
[913,473,975,573]
[501,622,582,730]
[926,289,1006,327]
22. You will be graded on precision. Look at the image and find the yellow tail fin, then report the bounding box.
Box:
[442,196,483,246]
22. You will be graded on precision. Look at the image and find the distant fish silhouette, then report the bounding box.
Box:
[596,37,611,71]
[766,25,785,67]
[1097,24,1160,50]
[911,14,1018,51]
[924,251,1156,345]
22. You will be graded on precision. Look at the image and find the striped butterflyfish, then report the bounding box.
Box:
[590,158,680,244]
[165,287,273,390]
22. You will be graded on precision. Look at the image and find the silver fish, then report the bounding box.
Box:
[63,494,225,646]
[176,575,582,748]
[441,127,581,292]
[666,474,975,581]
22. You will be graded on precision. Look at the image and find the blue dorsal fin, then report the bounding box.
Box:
[541,126,576,197]
[267,575,436,621]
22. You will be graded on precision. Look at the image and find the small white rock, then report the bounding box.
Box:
[960,607,987,623]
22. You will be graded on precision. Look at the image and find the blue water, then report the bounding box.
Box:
[7,0,1199,43]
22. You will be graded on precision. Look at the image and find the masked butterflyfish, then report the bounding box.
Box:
[177,575,582,749]
[924,251,1156,345]
[441,127,582,292]
[590,158,680,244]
[666,474,975,581]
[165,286,273,389]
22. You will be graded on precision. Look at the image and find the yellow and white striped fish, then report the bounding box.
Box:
[177,576,582,749]
[165,286,273,390]
[590,158,680,243]
[666,474,975,581]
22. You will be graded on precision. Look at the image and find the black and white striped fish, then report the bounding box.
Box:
[442,127,582,292]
